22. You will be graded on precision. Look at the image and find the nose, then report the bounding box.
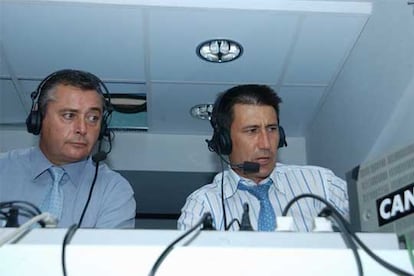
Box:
[258,129,271,149]
[75,117,87,136]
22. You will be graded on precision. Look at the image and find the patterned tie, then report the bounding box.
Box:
[41,166,65,221]
[238,179,276,231]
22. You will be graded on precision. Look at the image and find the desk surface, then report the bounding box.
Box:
[0,228,413,276]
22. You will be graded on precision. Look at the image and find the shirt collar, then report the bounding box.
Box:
[219,165,286,197]
[62,158,89,187]
[30,146,90,186]
[30,147,53,180]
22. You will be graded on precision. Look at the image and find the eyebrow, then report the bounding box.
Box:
[60,107,102,112]
[58,107,103,114]
[242,122,278,128]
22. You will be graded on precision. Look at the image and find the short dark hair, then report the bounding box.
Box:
[212,84,282,131]
[38,69,105,115]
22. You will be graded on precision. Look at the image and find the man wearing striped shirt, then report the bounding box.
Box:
[178,84,349,231]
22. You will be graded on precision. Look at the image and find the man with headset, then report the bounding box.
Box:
[178,84,349,231]
[0,69,136,228]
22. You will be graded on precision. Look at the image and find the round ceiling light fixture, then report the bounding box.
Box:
[190,104,213,120]
[196,39,243,63]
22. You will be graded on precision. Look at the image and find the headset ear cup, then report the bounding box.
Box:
[207,131,220,153]
[207,126,232,155]
[217,127,232,155]
[26,110,42,135]
[278,125,287,148]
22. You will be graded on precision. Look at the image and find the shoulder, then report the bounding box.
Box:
[86,161,134,195]
[185,174,222,202]
[97,162,125,179]
[0,147,32,169]
[274,163,346,185]
[275,163,338,176]
[0,147,31,160]
[99,163,131,185]
[91,162,136,213]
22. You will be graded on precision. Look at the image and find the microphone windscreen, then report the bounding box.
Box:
[201,212,215,230]
[240,203,253,231]
[242,162,260,173]
[92,151,107,163]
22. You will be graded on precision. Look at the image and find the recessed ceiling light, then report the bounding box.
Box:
[196,39,243,63]
[190,104,213,120]
[105,93,147,114]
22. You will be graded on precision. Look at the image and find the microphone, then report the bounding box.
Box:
[92,151,107,163]
[201,212,215,230]
[240,203,253,231]
[205,139,260,173]
[5,207,19,227]
[231,161,260,173]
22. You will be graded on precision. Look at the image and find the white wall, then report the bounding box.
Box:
[365,75,414,161]
[0,127,307,172]
[307,0,414,178]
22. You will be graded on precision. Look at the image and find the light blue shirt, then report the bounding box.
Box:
[0,147,136,228]
[178,163,349,231]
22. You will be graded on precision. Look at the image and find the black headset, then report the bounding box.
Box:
[26,69,112,141]
[207,94,287,155]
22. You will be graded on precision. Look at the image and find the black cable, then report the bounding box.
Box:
[11,210,37,219]
[225,218,241,230]
[78,125,113,227]
[336,214,414,276]
[283,193,414,276]
[148,213,212,276]
[326,205,413,276]
[5,205,38,219]
[0,210,8,218]
[216,151,242,230]
[77,159,100,227]
[0,200,44,227]
[319,207,363,276]
[0,210,38,222]
[106,129,113,155]
[5,207,19,227]
[0,200,42,215]
[62,224,79,276]
[219,157,228,230]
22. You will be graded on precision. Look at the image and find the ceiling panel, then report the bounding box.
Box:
[148,8,299,83]
[278,86,326,135]
[149,83,231,133]
[2,2,146,80]
[284,14,369,85]
[0,80,27,123]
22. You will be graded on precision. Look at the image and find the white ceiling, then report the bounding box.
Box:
[0,0,372,137]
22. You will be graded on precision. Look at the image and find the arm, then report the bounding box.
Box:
[326,170,350,220]
[177,192,207,231]
[95,176,136,229]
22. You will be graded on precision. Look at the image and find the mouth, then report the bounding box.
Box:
[255,156,272,165]
[69,142,88,148]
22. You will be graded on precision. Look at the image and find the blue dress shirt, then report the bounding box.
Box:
[0,147,136,228]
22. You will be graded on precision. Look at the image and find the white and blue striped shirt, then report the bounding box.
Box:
[178,163,349,232]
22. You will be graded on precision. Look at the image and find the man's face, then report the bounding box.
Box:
[39,84,103,165]
[229,103,279,183]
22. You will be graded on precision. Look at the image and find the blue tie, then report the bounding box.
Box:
[238,180,276,231]
[41,166,65,221]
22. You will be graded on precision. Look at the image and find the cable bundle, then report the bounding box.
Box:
[283,193,414,276]
[0,200,43,227]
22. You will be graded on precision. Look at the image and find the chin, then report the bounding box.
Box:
[259,166,274,177]
[66,151,90,162]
